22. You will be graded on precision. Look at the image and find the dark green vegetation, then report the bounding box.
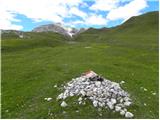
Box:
[1,11,159,118]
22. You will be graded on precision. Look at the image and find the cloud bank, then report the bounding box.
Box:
[0,0,148,30]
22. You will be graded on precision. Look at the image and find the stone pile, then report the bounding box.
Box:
[57,71,134,118]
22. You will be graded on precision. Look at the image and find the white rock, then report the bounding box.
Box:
[125,112,134,118]
[123,108,127,112]
[120,81,125,84]
[98,102,105,107]
[44,97,52,101]
[63,95,67,99]
[78,97,83,101]
[124,97,130,102]
[115,106,121,112]
[70,92,74,96]
[144,88,147,91]
[54,84,57,88]
[111,98,117,104]
[93,100,98,107]
[107,102,114,110]
[79,101,82,104]
[44,98,47,100]
[95,81,101,87]
[80,90,86,96]
[120,98,123,103]
[124,101,132,106]
[86,91,93,96]
[61,101,68,107]
[152,92,156,95]
[120,110,125,116]
[47,98,52,101]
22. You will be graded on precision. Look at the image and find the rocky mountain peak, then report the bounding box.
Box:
[32,23,87,37]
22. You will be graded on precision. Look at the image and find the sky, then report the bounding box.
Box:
[0,0,159,31]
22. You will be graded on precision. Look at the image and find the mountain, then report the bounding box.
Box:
[75,11,159,43]
[32,23,86,37]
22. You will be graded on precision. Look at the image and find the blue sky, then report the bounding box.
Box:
[0,0,159,31]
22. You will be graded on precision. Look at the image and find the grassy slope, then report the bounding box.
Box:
[1,11,159,118]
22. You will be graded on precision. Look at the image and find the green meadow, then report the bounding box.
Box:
[1,11,159,118]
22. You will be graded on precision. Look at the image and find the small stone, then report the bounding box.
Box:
[80,90,86,96]
[57,93,63,100]
[115,106,121,112]
[111,98,116,104]
[98,102,105,107]
[78,97,83,101]
[76,110,79,113]
[54,84,57,88]
[144,88,147,91]
[44,98,52,101]
[124,101,132,106]
[47,98,52,101]
[93,100,98,107]
[152,92,156,95]
[123,108,127,112]
[79,101,82,104]
[120,98,123,103]
[120,81,125,84]
[61,101,67,107]
[144,103,147,106]
[125,112,134,118]
[120,110,125,116]
[107,102,114,110]
[70,92,74,96]
[95,81,101,87]
[124,97,130,102]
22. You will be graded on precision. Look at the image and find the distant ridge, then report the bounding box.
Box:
[75,11,159,42]
[2,11,158,41]
[32,23,87,37]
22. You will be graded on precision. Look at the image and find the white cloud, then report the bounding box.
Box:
[85,14,107,25]
[64,14,107,27]
[106,0,148,21]
[90,0,119,11]
[0,0,83,30]
[0,0,150,30]
[69,7,87,19]
[0,9,23,30]
[80,2,89,8]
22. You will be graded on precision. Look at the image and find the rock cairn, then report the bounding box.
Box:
[57,71,134,118]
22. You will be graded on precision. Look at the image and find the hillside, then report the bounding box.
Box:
[1,11,159,119]
[1,31,69,52]
[75,11,158,44]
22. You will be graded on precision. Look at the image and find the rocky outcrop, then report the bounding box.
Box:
[32,23,86,37]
